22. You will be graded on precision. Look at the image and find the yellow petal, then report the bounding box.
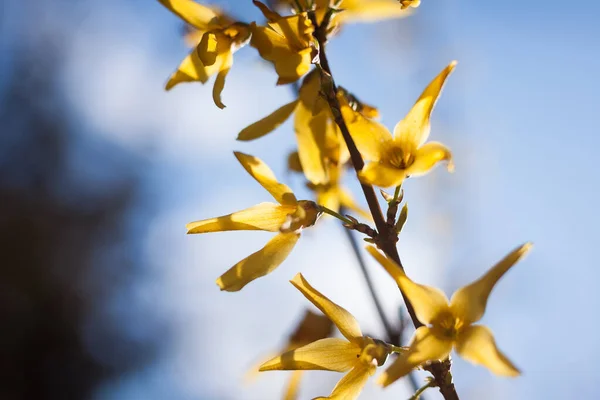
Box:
[404,141,453,177]
[314,364,374,400]
[234,152,298,206]
[366,246,450,325]
[295,105,329,185]
[283,370,304,400]
[449,243,532,324]
[338,188,371,221]
[252,0,282,22]
[346,113,393,162]
[186,202,297,233]
[165,48,218,90]
[158,0,219,30]
[316,188,341,214]
[217,232,300,291]
[260,337,360,372]
[336,0,412,23]
[378,326,452,387]
[212,51,233,109]
[290,273,363,342]
[455,325,520,377]
[358,162,405,188]
[237,100,299,141]
[198,32,220,66]
[274,47,314,85]
[393,61,457,150]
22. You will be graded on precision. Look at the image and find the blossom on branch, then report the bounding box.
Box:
[366,243,532,387]
[159,0,251,108]
[353,61,457,188]
[260,273,395,400]
[186,152,321,291]
[250,1,316,85]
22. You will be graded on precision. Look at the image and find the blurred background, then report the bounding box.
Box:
[1,0,598,399]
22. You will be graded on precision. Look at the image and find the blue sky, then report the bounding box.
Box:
[3,0,600,398]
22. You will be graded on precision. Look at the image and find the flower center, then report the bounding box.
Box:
[434,314,465,340]
[386,145,414,170]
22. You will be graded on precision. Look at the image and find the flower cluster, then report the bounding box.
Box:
[158,0,533,398]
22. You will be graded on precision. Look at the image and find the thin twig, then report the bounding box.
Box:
[310,12,460,400]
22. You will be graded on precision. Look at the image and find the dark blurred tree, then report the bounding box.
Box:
[0,30,158,400]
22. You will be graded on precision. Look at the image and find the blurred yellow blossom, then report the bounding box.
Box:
[159,0,251,108]
[354,61,457,188]
[186,152,321,291]
[251,310,334,400]
[399,0,420,10]
[250,1,316,85]
[366,243,532,386]
[260,273,395,399]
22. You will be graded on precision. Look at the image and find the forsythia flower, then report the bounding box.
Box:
[159,0,251,108]
[260,273,394,400]
[250,1,316,85]
[353,61,457,188]
[252,310,334,400]
[399,0,421,10]
[186,152,321,291]
[366,243,532,386]
[238,70,384,189]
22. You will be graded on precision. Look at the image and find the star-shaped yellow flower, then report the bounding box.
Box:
[159,0,251,108]
[250,1,316,85]
[250,310,334,400]
[366,243,532,387]
[186,152,321,291]
[260,273,394,400]
[353,61,457,188]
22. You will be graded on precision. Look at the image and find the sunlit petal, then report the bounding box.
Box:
[404,141,453,177]
[366,246,450,325]
[378,326,452,387]
[260,338,360,372]
[213,52,233,109]
[393,61,457,150]
[455,325,520,377]
[237,100,299,141]
[158,0,219,30]
[290,273,363,342]
[234,152,298,206]
[358,162,405,188]
[450,243,532,324]
[198,32,220,66]
[337,1,412,23]
[165,48,218,90]
[295,105,329,185]
[314,364,374,400]
[186,202,296,233]
[346,112,393,162]
[217,232,300,291]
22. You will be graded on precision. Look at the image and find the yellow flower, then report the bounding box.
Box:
[238,70,384,190]
[159,0,251,108]
[399,0,421,10]
[353,61,457,188]
[250,1,316,85]
[251,310,334,400]
[260,273,394,400]
[186,152,321,291]
[366,243,533,387]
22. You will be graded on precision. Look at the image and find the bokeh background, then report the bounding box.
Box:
[1,0,598,399]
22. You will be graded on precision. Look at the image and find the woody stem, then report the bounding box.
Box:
[310,13,460,400]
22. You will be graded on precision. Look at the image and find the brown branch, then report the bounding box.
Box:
[310,13,460,400]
